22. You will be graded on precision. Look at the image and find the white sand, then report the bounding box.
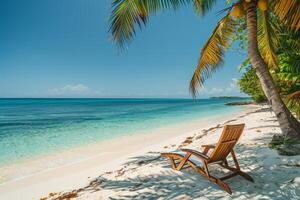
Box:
[1,105,300,199]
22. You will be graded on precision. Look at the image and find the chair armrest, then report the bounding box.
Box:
[201,144,216,155]
[201,144,216,148]
[181,148,210,161]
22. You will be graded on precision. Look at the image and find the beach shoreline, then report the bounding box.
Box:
[0,105,256,200]
[44,103,299,200]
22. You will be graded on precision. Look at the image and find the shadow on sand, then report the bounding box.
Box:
[55,137,300,200]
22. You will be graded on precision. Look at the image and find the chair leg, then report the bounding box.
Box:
[176,153,191,170]
[161,153,234,194]
[230,150,240,170]
[202,147,210,155]
[220,163,254,182]
[237,171,254,182]
[161,153,193,171]
[203,161,210,177]
[199,164,232,194]
[214,177,232,194]
[169,156,176,169]
[219,152,254,183]
[231,150,254,182]
[223,159,229,167]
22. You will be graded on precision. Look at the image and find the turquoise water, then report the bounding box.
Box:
[0,98,246,165]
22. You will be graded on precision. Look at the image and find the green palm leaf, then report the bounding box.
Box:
[278,28,300,74]
[257,10,279,70]
[189,13,237,97]
[109,0,217,48]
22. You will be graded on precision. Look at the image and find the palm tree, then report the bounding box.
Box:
[109,0,300,144]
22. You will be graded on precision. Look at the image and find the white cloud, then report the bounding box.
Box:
[48,84,101,97]
[232,78,238,82]
[198,87,223,95]
[198,78,240,96]
[226,78,238,92]
[211,87,224,94]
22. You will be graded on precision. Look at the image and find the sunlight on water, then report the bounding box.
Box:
[0,98,245,165]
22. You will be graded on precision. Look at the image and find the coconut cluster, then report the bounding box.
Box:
[231,0,269,18]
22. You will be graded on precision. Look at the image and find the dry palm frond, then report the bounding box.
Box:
[286,90,300,118]
[272,0,300,31]
[190,13,237,97]
[257,11,279,70]
[109,0,217,48]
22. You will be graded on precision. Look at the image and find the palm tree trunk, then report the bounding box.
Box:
[246,1,300,143]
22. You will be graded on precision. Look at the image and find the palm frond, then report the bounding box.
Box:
[278,27,300,54]
[193,0,217,16]
[277,27,300,74]
[285,90,300,118]
[279,53,300,74]
[272,0,300,31]
[257,10,279,70]
[275,72,300,84]
[109,0,217,48]
[238,58,251,72]
[285,54,300,72]
[189,13,237,97]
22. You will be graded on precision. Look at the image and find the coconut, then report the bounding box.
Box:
[258,0,268,11]
[231,4,244,18]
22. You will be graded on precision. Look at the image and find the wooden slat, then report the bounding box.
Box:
[209,124,245,163]
[222,139,237,144]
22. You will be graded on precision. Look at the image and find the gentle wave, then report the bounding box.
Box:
[0,98,247,166]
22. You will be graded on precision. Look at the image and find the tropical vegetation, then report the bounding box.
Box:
[108,0,300,149]
[238,26,300,119]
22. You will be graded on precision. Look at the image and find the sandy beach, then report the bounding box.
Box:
[0,105,299,200]
[2,0,299,199]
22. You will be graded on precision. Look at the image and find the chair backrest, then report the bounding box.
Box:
[208,124,245,163]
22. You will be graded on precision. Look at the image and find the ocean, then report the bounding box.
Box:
[0,98,246,166]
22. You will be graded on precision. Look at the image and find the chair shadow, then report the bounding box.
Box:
[247,124,280,130]
[68,138,300,200]
[247,107,273,114]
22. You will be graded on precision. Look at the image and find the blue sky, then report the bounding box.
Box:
[0,0,247,98]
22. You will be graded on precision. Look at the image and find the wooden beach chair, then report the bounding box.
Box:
[161,124,254,194]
